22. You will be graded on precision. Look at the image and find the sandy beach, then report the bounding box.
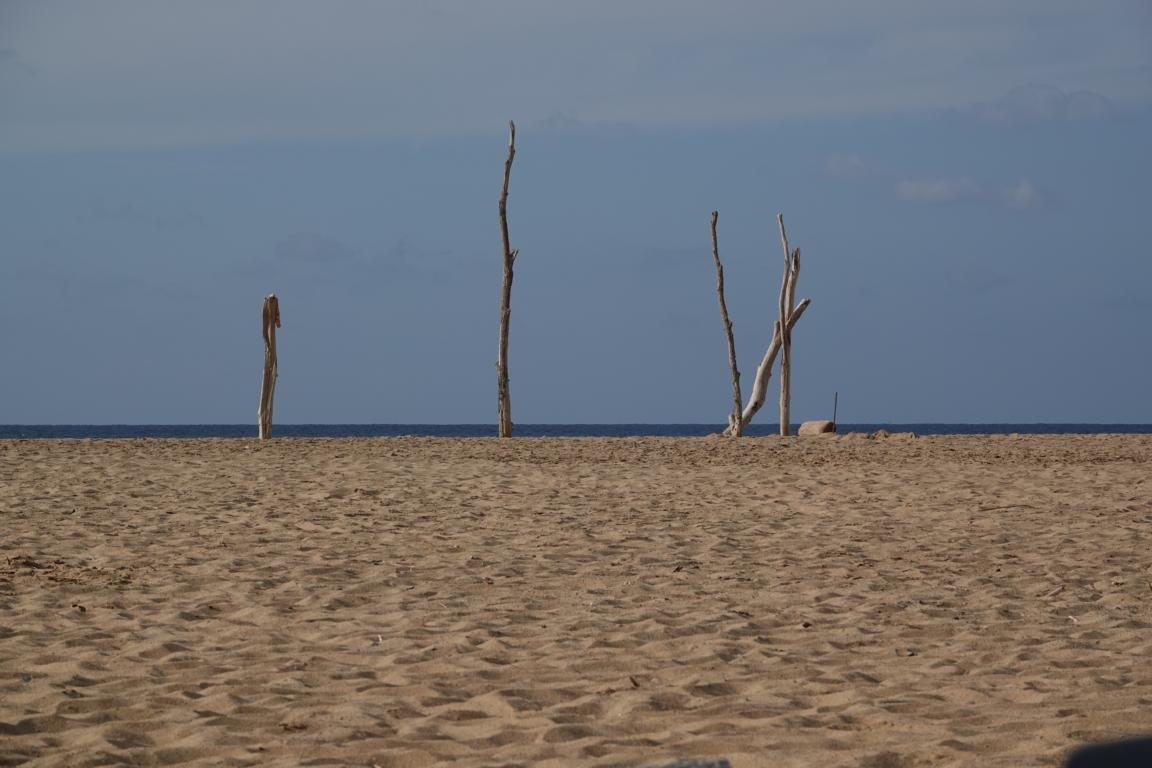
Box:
[1,435,1149,767]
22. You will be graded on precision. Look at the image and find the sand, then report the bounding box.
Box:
[1,435,1150,767]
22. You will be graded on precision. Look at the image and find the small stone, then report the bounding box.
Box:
[798,420,836,436]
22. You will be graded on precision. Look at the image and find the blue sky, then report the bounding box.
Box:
[1,1,1150,424]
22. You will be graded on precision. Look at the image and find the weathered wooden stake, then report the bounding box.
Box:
[258,294,281,440]
[496,120,517,438]
[710,211,743,436]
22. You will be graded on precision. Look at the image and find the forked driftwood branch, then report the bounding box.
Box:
[497,120,517,438]
[710,211,743,436]
[717,209,809,437]
[258,294,281,440]
[723,298,810,435]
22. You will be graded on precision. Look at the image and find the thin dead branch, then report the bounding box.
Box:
[710,211,743,435]
[497,120,517,438]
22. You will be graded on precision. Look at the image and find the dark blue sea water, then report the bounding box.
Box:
[1,424,1150,439]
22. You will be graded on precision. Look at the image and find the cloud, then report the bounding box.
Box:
[532,112,637,137]
[895,177,1039,209]
[264,233,455,286]
[534,113,585,134]
[824,154,871,179]
[896,178,981,203]
[1003,180,1037,208]
[3,3,1147,151]
[640,245,705,270]
[970,84,1118,124]
[833,147,1040,209]
[378,237,455,280]
[0,47,36,76]
[273,233,357,265]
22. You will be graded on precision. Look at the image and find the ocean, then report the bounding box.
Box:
[2,424,1150,439]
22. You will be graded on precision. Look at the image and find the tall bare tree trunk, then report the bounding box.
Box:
[709,211,743,435]
[497,121,518,438]
[776,213,799,436]
[258,294,280,440]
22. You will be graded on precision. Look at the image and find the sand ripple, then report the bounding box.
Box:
[1,435,1150,766]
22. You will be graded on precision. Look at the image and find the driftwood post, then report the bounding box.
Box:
[497,120,517,438]
[710,211,743,435]
[777,213,800,436]
[258,294,281,440]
